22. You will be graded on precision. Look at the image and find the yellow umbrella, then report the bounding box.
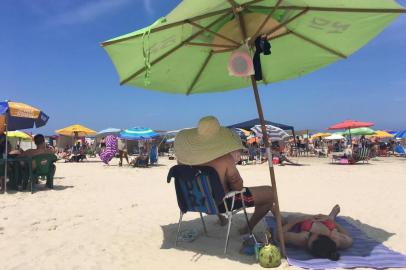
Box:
[310,132,331,139]
[371,130,394,138]
[56,124,97,137]
[6,131,32,141]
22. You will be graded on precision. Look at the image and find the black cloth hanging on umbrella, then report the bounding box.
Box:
[253,36,271,81]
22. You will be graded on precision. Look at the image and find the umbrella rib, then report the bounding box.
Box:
[265,8,309,37]
[186,51,214,95]
[212,48,237,54]
[252,0,284,41]
[187,20,240,46]
[289,30,347,58]
[120,12,232,85]
[268,30,291,41]
[102,0,265,47]
[186,42,238,49]
[249,5,406,13]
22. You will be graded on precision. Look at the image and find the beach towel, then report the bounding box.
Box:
[99,135,117,164]
[265,216,406,269]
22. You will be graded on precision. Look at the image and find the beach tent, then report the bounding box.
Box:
[102,0,406,255]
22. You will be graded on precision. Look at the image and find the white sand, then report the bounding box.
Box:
[1,156,406,270]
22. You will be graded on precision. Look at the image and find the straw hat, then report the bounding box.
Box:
[174,116,243,165]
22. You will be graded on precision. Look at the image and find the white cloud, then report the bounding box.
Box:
[47,0,132,25]
[142,0,154,17]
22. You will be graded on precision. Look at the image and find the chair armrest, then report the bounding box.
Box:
[223,188,246,199]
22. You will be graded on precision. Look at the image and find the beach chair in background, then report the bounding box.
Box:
[354,147,370,164]
[394,145,406,157]
[167,165,251,254]
[30,154,57,192]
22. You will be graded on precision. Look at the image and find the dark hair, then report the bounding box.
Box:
[34,134,45,146]
[310,235,340,261]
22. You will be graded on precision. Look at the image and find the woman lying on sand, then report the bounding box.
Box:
[280,204,353,261]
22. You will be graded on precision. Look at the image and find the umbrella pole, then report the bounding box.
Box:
[250,75,286,257]
[3,115,9,193]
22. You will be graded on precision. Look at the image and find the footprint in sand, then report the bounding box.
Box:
[31,221,40,226]
[47,218,57,222]
[3,217,8,220]
[48,225,58,231]
[131,203,138,208]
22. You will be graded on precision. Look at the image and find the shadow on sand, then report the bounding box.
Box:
[161,211,395,262]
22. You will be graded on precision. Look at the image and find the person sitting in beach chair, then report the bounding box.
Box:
[280,204,352,261]
[174,116,276,233]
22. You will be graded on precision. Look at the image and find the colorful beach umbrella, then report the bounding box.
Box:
[310,132,331,139]
[324,134,345,140]
[340,127,375,136]
[232,127,251,138]
[96,128,121,137]
[395,130,406,139]
[328,120,374,130]
[101,0,406,255]
[251,124,289,141]
[119,127,159,140]
[0,101,49,133]
[371,130,394,138]
[1,101,49,193]
[6,131,32,141]
[55,124,97,137]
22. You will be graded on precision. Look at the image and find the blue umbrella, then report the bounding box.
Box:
[119,127,159,140]
[395,130,406,139]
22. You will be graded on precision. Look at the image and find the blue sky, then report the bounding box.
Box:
[1,0,405,135]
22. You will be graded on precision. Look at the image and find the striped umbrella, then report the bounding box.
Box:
[119,127,159,140]
[251,125,289,141]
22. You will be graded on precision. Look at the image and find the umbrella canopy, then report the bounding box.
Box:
[310,132,331,139]
[101,0,405,256]
[232,127,251,138]
[340,127,375,136]
[395,130,406,139]
[96,128,121,137]
[324,134,345,140]
[119,127,159,140]
[251,125,289,141]
[228,119,294,132]
[328,120,374,130]
[0,101,49,133]
[55,124,97,137]
[371,130,394,138]
[102,1,404,94]
[6,131,32,141]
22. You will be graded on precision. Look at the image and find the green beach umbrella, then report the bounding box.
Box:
[102,0,405,256]
[342,127,376,136]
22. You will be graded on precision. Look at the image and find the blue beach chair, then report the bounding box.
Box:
[167,165,251,254]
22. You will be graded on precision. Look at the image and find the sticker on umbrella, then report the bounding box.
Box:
[228,47,254,77]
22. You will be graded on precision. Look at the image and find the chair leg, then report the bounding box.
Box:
[224,214,233,254]
[199,212,208,236]
[175,211,183,247]
[242,206,252,235]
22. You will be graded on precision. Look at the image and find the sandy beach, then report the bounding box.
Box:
[1,156,406,270]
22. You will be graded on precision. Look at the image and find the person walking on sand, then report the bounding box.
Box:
[174,116,275,234]
[117,138,129,166]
